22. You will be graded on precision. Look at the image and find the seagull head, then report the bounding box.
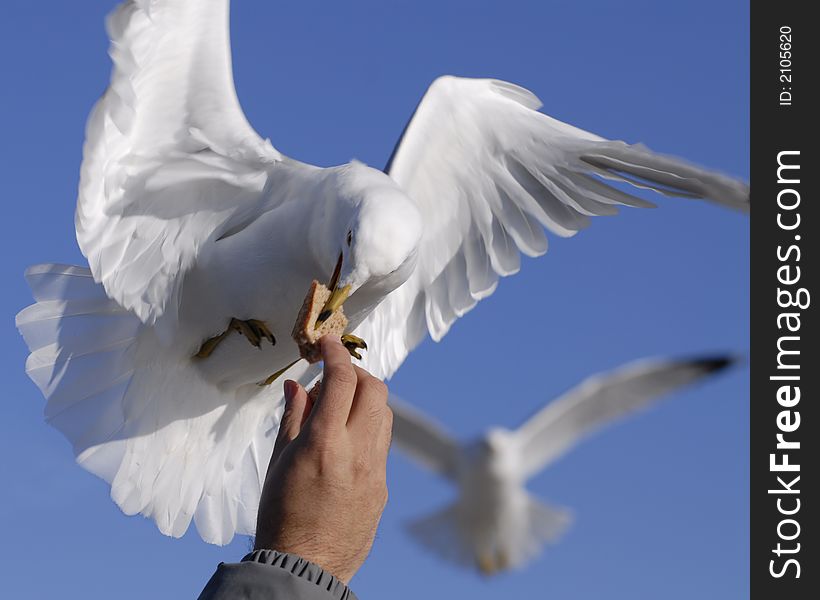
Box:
[484,428,515,455]
[474,428,521,479]
[342,185,422,292]
[315,162,423,324]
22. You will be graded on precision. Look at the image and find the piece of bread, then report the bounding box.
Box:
[292,280,348,363]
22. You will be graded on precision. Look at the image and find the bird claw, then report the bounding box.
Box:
[477,553,497,575]
[341,334,367,360]
[194,330,230,359]
[194,318,275,358]
[231,318,275,348]
[496,549,510,571]
[476,549,509,575]
[257,334,365,387]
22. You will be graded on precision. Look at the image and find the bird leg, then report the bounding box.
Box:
[195,330,230,359]
[496,549,510,572]
[341,333,368,360]
[258,253,362,384]
[195,318,275,358]
[258,335,367,386]
[259,336,366,386]
[477,553,497,576]
[259,359,300,386]
[231,318,275,348]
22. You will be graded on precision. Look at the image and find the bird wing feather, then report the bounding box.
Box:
[355,76,748,380]
[76,0,282,326]
[389,395,461,479]
[514,356,733,478]
[17,265,324,544]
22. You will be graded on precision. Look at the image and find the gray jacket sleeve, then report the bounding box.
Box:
[198,550,357,600]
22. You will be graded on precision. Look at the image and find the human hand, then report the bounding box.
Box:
[254,336,393,584]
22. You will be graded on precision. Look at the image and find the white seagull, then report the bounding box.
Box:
[16,0,748,544]
[390,356,736,574]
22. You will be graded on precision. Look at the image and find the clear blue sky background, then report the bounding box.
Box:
[1,1,748,598]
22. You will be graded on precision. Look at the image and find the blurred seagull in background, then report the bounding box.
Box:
[390,356,736,574]
[17,0,748,544]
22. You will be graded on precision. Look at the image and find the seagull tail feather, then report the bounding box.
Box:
[405,501,476,569]
[15,263,284,545]
[404,494,572,573]
[16,263,142,484]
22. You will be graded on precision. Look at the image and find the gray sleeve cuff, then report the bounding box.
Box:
[198,550,357,600]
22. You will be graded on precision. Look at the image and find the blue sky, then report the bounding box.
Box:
[0,1,748,598]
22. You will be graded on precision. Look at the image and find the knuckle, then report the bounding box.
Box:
[366,403,383,424]
[384,419,394,447]
[361,377,388,401]
[383,406,394,428]
[326,364,357,388]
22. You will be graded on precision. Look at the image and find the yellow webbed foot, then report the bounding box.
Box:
[341,333,367,360]
[231,318,275,348]
[194,318,276,359]
[195,330,230,359]
[477,553,497,576]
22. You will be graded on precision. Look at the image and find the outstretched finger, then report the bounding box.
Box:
[309,336,358,430]
[271,379,309,466]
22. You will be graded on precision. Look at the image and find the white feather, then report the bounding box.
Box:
[76,0,281,325]
[19,0,747,547]
[357,76,749,380]
[17,264,321,544]
[389,356,732,572]
[514,356,734,477]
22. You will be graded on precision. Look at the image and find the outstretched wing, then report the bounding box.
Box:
[355,76,748,380]
[514,356,735,478]
[76,0,282,326]
[16,264,323,544]
[389,395,461,479]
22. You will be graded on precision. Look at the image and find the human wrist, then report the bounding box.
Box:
[241,549,357,598]
[253,536,355,584]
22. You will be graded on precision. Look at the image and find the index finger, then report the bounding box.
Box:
[309,335,358,429]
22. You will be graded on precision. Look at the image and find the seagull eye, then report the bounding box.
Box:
[346,231,353,247]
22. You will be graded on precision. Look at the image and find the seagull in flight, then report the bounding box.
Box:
[16,0,748,544]
[390,356,736,574]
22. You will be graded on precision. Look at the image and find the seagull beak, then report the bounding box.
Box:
[315,284,351,327]
[326,251,343,293]
[315,253,351,328]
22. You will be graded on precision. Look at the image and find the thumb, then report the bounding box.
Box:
[271,379,309,465]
